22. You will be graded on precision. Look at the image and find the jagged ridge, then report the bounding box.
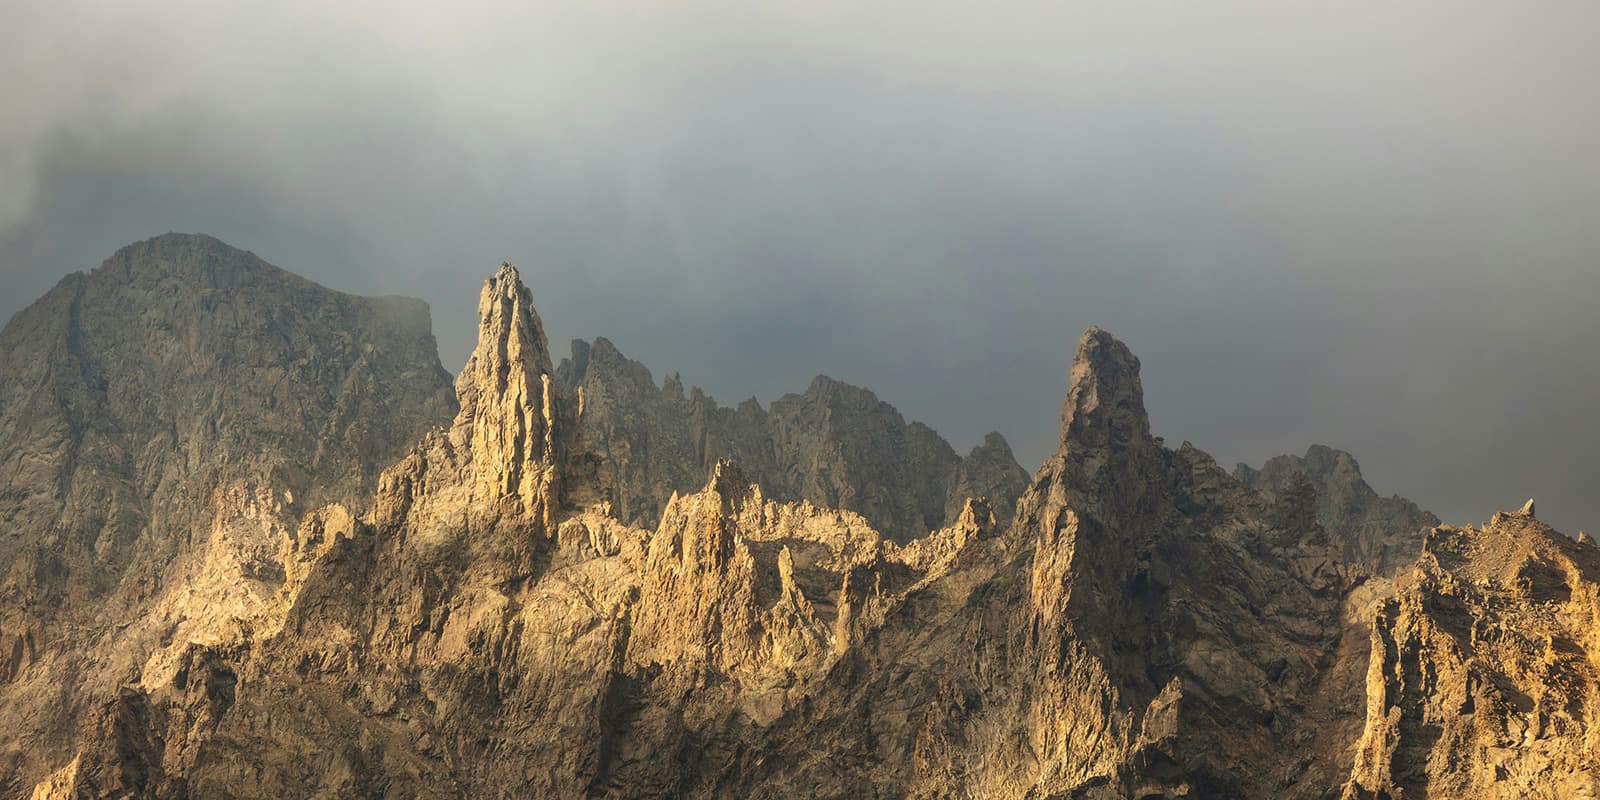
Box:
[1237,444,1442,575]
[4,243,1595,799]
[555,336,1029,542]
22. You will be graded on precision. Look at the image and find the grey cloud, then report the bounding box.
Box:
[3,1,1598,533]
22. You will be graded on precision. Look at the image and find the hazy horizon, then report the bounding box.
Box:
[3,2,1597,534]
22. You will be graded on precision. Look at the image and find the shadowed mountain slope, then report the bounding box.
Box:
[555,336,1029,542]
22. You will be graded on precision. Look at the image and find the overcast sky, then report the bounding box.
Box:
[3,1,1597,534]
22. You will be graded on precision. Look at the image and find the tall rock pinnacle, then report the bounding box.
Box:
[1030,326,1159,531]
[1059,326,1150,453]
[451,263,566,524]
[1015,327,1161,621]
[1014,326,1172,716]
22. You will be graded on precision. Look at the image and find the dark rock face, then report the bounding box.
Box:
[1237,444,1441,575]
[0,234,456,792]
[6,241,1596,799]
[555,336,1029,543]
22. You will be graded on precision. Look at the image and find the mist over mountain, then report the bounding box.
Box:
[3,236,1595,798]
[4,2,1599,536]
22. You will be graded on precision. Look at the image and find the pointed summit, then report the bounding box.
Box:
[372,262,610,533]
[451,262,565,523]
[458,263,555,401]
[1059,326,1150,452]
[1010,326,1160,539]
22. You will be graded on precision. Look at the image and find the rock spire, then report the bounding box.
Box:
[451,263,565,524]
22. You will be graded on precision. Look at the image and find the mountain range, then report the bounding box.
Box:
[3,234,1595,798]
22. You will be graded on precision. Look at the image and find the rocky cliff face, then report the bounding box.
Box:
[6,242,1596,798]
[1343,504,1600,798]
[554,336,1029,542]
[0,234,456,794]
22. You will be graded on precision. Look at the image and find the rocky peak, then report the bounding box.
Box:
[1019,326,1160,539]
[799,373,872,406]
[951,431,1030,527]
[1017,328,1163,651]
[449,262,566,523]
[1059,326,1151,454]
[454,262,556,424]
[554,336,1028,541]
[0,234,456,792]
[1237,444,1440,574]
[560,337,592,385]
[89,232,280,291]
[556,336,656,394]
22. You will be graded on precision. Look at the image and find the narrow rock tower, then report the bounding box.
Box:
[452,263,565,526]
[376,263,605,536]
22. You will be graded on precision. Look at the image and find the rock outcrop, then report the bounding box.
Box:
[5,240,1595,798]
[1344,508,1600,798]
[555,336,1029,542]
